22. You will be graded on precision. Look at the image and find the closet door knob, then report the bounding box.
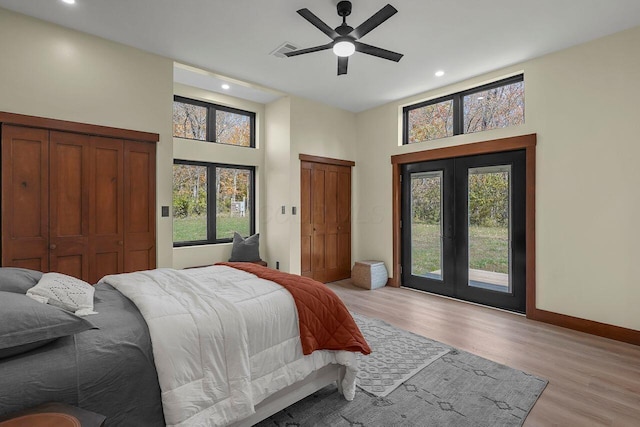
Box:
[118,241,124,246]
[49,244,57,250]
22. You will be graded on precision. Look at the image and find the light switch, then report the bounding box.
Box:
[281,205,286,214]
[292,206,297,215]
[161,206,170,217]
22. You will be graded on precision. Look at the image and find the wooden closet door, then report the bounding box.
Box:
[300,162,313,278]
[312,163,329,282]
[321,164,352,282]
[124,140,156,273]
[49,131,91,281]
[300,159,352,283]
[1,125,50,271]
[89,137,124,284]
[335,166,352,280]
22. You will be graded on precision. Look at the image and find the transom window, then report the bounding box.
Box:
[403,75,524,144]
[173,160,255,246]
[173,96,256,148]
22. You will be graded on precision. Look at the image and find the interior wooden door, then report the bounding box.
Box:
[123,140,156,273]
[335,165,352,281]
[89,136,124,284]
[1,125,50,271]
[49,131,91,281]
[300,162,313,278]
[300,158,352,283]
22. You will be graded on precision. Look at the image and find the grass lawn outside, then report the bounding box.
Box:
[173,215,250,242]
[411,222,508,276]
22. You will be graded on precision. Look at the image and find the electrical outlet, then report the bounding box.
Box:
[161,206,170,217]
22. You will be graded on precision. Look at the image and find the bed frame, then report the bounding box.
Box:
[231,364,346,426]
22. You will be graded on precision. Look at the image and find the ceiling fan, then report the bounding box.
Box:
[285,1,403,75]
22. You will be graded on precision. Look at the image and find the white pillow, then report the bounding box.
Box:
[27,273,98,316]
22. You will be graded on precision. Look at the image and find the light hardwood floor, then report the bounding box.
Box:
[327,279,640,426]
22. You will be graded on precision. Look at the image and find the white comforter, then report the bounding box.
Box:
[100,265,357,427]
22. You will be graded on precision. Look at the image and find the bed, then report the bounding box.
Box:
[0,264,369,426]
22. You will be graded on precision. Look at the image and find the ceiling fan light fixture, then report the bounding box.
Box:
[333,40,355,57]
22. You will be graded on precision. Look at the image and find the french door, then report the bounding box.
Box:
[401,150,526,313]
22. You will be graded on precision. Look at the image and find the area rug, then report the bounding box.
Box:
[352,312,451,397]
[255,314,548,427]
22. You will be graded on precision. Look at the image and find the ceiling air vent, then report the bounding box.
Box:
[270,42,300,59]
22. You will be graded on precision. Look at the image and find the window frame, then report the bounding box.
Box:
[173,95,256,148]
[172,159,256,247]
[402,74,524,145]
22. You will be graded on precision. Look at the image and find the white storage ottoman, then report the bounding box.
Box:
[351,260,388,290]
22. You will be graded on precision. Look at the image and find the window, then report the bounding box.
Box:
[403,75,524,144]
[173,160,255,246]
[406,98,454,143]
[173,96,256,148]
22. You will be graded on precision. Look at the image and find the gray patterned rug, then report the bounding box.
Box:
[256,314,547,427]
[352,312,451,397]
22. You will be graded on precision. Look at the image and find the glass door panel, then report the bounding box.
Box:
[468,165,511,293]
[411,171,443,280]
[401,159,455,296]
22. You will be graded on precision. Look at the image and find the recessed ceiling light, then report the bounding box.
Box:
[477,96,484,100]
[435,70,445,77]
[221,84,230,90]
[61,0,76,4]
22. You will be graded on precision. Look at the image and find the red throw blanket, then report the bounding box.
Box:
[218,262,371,356]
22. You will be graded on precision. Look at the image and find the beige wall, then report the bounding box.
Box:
[264,96,357,274]
[354,26,640,330]
[0,8,175,268]
[264,97,292,271]
[172,83,266,269]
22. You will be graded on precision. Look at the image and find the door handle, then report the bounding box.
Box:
[118,241,124,246]
[49,244,57,250]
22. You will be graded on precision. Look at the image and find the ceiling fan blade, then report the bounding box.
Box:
[352,4,397,39]
[297,8,340,40]
[284,43,333,57]
[338,56,348,75]
[354,41,403,62]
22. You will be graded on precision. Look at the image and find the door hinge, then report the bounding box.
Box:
[399,174,403,183]
[400,265,403,275]
[400,220,402,228]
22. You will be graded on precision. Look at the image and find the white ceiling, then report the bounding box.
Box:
[1,0,639,112]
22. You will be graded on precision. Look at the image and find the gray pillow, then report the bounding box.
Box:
[229,232,261,262]
[0,267,43,294]
[0,291,96,359]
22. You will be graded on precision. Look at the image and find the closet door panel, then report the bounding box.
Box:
[324,167,339,278]
[49,131,90,281]
[300,163,313,277]
[124,141,156,273]
[89,137,124,284]
[311,165,327,282]
[336,167,352,278]
[1,125,49,271]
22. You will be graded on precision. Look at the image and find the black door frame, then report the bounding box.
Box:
[401,150,526,313]
[391,134,536,316]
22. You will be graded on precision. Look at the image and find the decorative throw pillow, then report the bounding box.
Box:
[0,291,95,359]
[229,232,261,262]
[27,273,98,316]
[0,267,43,294]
